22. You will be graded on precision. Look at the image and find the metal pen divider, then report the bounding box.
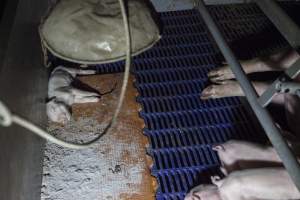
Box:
[196,0,300,191]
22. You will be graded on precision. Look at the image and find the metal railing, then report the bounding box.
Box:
[196,0,300,191]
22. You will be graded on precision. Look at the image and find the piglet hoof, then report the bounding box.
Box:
[208,65,235,83]
[211,175,221,183]
[47,99,71,124]
[201,85,218,100]
[211,176,223,188]
[220,166,228,176]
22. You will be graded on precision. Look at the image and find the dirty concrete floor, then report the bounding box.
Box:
[41,74,156,200]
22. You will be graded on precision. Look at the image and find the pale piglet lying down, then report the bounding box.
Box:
[47,66,101,124]
[185,140,300,200]
[185,168,300,200]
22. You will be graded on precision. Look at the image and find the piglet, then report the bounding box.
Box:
[185,168,300,200]
[212,168,300,200]
[47,66,100,124]
[213,140,282,175]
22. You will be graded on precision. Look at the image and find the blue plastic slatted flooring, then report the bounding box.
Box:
[49,2,300,200]
[134,3,300,199]
[102,3,295,200]
[136,9,267,200]
[140,4,300,199]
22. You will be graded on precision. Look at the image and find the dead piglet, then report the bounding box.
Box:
[47,66,100,124]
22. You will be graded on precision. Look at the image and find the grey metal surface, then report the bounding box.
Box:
[258,77,285,107]
[150,0,196,12]
[150,0,254,12]
[196,0,300,191]
[279,82,300,96]
[0,0,49,200]
[259,59,300,107]
[150,0,296,12]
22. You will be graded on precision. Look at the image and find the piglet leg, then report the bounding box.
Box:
[52,87,100,106]
[208,49,299,83]
[208,59,262,82]
[201,81,270,100]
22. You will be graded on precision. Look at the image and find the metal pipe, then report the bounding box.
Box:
[255,0,300,49]
[196,0,300,191]
[259,58,300,107]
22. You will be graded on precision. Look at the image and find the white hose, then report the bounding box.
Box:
[0,0,131,149]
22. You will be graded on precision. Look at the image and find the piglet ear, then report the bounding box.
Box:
[212,144,225,152]
[220,167,228,176]
[211,176,223,188]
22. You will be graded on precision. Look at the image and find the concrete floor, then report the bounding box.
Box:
[42,74,156,200]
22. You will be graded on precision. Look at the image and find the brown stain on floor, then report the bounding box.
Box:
[72,73,156,200]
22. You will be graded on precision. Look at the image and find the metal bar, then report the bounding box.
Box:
[258,78,280,107]
[259,59,300,107]
[286,59,300,79]
[196,0,300,191]
[279,82,300,96]
[259,79,300,107]
[255,0,300,49]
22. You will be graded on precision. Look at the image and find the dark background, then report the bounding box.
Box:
[0,0,48,200]
[0,0,7,19]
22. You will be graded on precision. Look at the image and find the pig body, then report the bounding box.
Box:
[47,66,100,123]
[214,168,300,200]
[185,140,300,200]
[192,49,300,200]
[48,66,100,106]
[185,168,300,200]
[213,140,282,174]
[201,50,299,105]
[285,93,300,138]
[207,50,299,83]
[201,50,300,136]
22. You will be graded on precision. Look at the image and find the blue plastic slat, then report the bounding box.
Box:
[132,5,292,199]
